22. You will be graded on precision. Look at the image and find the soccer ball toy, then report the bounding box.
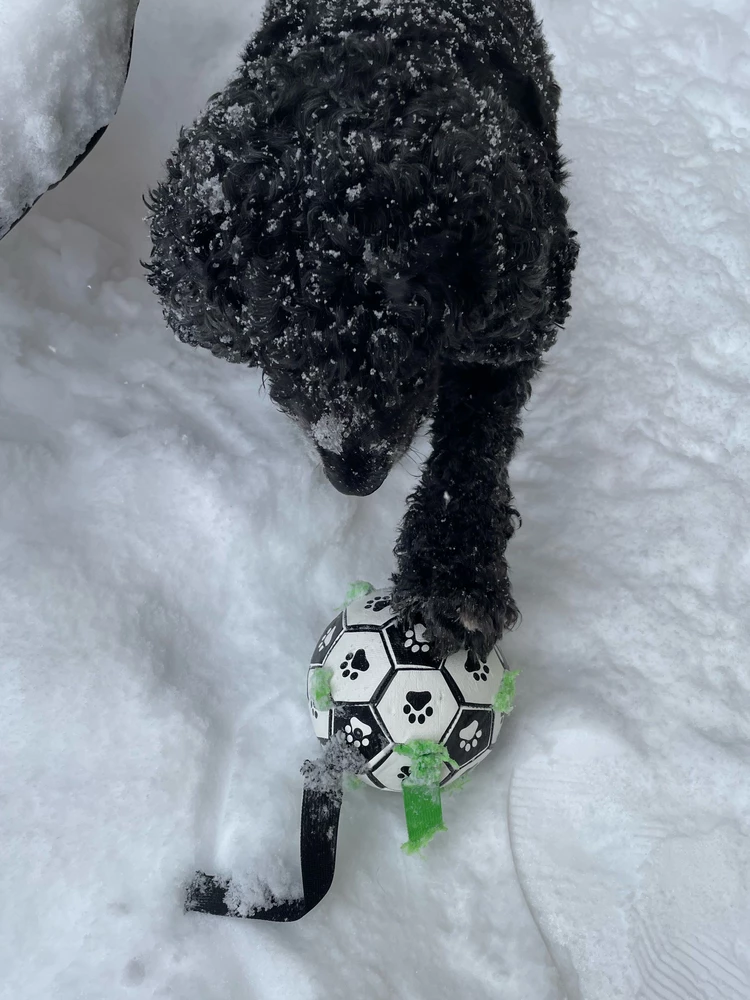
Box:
[308,587,514,791]
[185,583,518,923]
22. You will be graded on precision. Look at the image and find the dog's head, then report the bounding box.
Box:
[263,305,440,495]
[146,28,527,494]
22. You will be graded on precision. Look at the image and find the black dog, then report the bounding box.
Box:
[145,0,579,659]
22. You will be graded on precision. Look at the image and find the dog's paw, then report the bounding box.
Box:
[390,585,518,661]
[457,591,518,660]
[389,589,463,659]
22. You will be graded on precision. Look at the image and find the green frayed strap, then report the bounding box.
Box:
[310,666,333,711]
[395,739,458,782]
[493,669,520,715]
[401,785,447,855]
[336,581,375,610]
[395,740,458,853]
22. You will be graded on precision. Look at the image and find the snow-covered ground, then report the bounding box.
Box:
[1,0,750,997]
[0,0,139,238]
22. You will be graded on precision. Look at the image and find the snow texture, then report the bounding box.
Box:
[311,413,346,456]
[1,0,750,997]
[0,0,139,238]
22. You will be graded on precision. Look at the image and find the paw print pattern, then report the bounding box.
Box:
[458,719,482,752]
[312,612,344,665]
[397,765,411,781]
[317,625,336,654]
[344,716,372,748]
[340,648,370,680]
[464,649,490,682]
[384,620,439,667]
[310,701,319,720]
[404,624,430,653]
[364,593,392,613]
[403,690,434,725]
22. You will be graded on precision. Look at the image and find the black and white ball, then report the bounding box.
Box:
[308,589,511,791]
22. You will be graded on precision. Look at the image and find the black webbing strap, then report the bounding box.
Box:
[184,739,363,922]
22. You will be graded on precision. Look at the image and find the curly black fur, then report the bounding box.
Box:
[145,0,579,658]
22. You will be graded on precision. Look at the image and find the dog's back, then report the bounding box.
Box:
[255,0,564,162]
[147,0,574,373]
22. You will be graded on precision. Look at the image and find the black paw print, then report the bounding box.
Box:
[403,690,434,725]
[340,648,370,680]
[310,701,319,719]
[364,594,392,613]
[397,765,411,781]
[464,649,490,682]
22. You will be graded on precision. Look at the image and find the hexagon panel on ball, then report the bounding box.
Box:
[344,589,397,629]
[367,747,452,791]
[311,610,346,666]
[376,668,459,744]
[332,705,388,762]
[306,668,332,742]
[326,629,394,703]
[442,645,506,706]
[443,707,494,770]
[383,619,441,669]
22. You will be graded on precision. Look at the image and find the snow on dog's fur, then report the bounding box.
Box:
[145,0,579,658]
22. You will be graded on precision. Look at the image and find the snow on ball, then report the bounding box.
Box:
[308,589,513,791]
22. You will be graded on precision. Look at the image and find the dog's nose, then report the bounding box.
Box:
[327,468,388,496]
[319,449,390,496]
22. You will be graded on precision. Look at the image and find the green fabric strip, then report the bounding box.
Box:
[493,669,520,715]
[310,666,333,711]
[401,783,446,854]
[395,740,458,853]
[336,581,375,610]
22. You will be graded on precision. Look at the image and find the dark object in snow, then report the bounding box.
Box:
[145,0,579,659]
[186,735,365,921]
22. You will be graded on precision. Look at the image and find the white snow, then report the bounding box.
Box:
[311,412,346,455]
[0,0,140,238]
[1,0,750,998]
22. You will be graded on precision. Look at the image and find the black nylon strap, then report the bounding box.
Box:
[185,740,362,922]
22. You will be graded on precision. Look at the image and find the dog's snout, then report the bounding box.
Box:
[319,446,390,497]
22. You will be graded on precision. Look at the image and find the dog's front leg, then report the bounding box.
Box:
[391,361,537,659]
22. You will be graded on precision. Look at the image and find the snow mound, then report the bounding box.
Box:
[0,0,139,238]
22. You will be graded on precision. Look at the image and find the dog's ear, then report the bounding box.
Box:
[143,168,264,368]
[473,41,560,148]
